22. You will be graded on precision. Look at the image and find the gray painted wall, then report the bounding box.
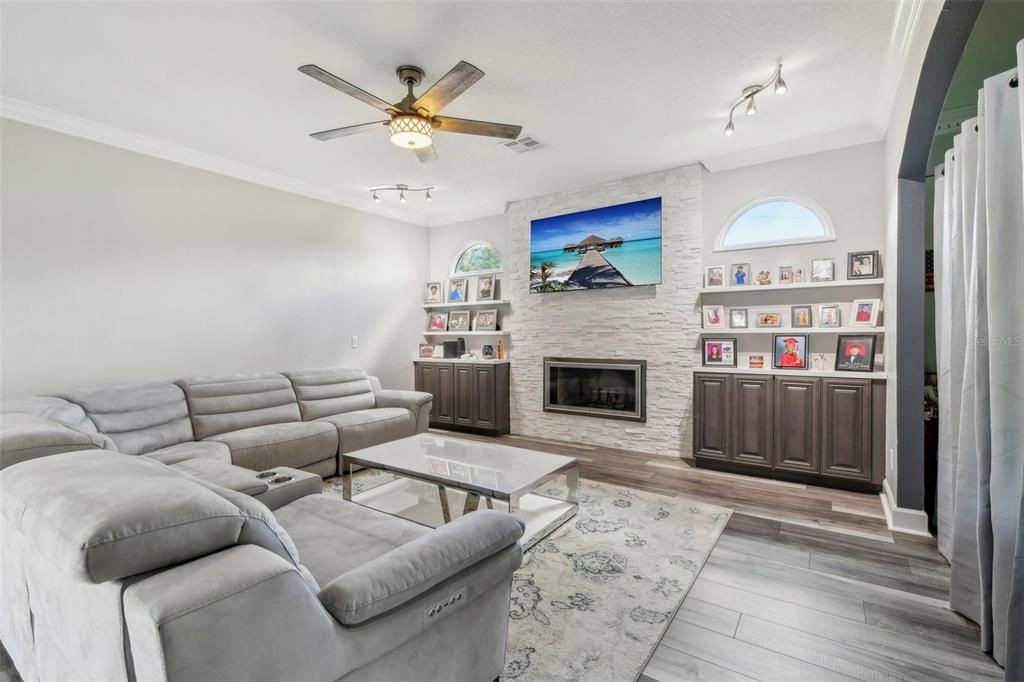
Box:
[0,120,429,397]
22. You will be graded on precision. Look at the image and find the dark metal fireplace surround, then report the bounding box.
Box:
[543,358,647,422]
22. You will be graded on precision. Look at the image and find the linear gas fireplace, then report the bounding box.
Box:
[543,358,646,422]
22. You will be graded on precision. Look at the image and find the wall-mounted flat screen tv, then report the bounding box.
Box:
[529,197,662,293]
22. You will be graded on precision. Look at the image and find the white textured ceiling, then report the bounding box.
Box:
[1,1,914,226]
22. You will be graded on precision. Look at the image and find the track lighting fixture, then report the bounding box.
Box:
[723,63,787,136]
[368,184,435,203]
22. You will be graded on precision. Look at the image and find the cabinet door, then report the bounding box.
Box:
[732,375,772,468]
[415,363,439,422]
[694,374,730,460]
[773,378,819,473]
[472,365,497,428]
[433,364,455,425]
[821,379,872,481]
[453,364,475,426]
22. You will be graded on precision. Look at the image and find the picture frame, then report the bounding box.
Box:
[703,305,725,329]
[730,263,751,286]
[432,344,445,358]
[772,334,808,370]
[448,310,470,332]
[476,275,496,301]
[755,270,773,286]
[424,281,443,303]
[447,277,468,302]
[793,268,805,283]
[418,343,435,358]
[811,258,835,282]
[848,250,881,280]
[705,265,725,287]
[818,304,841,328]
[835,334,877,372]
[755,311,782,328]
[702,338,737,367]
[748,354,765,369]
[427,312,449,331]
[778,266,794,285]
[729,308,748,328]
[791,305,813,328]
[482,344,496,359]
[475,309,498,331]
[851,298,881,327]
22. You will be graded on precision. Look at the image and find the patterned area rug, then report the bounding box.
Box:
[324,473,731,682]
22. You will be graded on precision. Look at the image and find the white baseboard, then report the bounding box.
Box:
[880,479,931,536]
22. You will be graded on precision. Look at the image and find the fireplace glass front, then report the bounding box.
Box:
[543,358,646,422]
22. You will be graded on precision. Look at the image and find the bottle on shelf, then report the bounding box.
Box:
[496,340,504,360]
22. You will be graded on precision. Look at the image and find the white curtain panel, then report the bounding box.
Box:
[950,117,983,626]
[934,45,1024,677]
[937,148,957,560]
[984,61,1024,675]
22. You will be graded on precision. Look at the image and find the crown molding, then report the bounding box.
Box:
[0,97,428,227]
[701,122,883,173]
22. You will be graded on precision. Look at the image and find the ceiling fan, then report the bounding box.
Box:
[298,61,523,163]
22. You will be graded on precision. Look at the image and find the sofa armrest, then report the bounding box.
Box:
[319,510,524,625]
[0,413,112,471]
[373,388,433,432]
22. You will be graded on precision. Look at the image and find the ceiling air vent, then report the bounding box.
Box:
[501,135,546,153]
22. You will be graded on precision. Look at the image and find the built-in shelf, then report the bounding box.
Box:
[423,331,511,337]
[413,357,510,364]
[701,326,885,335]
[697,367,887,379]
[423,300,511,309]
[699,278,884,295]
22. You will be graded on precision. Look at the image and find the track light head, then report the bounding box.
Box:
[372,191,380,203]
[724,119,735,136]
[775,72,787,95]
[399,190,406,203]
[425,190,432,202]
[745,97,757,116]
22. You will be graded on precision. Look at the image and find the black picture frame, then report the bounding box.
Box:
[772,334,809,370]
[847,250,881,280]
[835,334,877,372]
[702,338,737,367]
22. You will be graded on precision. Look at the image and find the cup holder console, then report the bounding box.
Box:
[256,471,277,479]
[269,475,294,485]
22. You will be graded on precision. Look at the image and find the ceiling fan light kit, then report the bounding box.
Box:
[389,115,433,148]
[724,63,787,136]
[299,60,523,163]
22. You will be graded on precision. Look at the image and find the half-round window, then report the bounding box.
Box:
[451,241,502,275]
[715,195,835,251]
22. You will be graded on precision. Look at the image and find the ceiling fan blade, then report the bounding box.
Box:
[412,61,484,116]
[298,64,395,114]
[309,120,388,141]
[415,145,438,163]
[432,116,522,140]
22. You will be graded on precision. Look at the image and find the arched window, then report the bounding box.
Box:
[715,194,835,251]
[450,241,502,275]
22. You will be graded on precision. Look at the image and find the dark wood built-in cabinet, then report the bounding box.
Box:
[414,362,510,436]
[693,373,885,491]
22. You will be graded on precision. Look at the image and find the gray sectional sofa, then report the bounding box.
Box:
[0,368,525,681]
[0,367,432,474]
[0,450,524,681]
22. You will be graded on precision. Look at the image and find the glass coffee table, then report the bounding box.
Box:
[340,434,579,550]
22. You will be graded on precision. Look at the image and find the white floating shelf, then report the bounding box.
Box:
[423,300,511,309]
[701,326,885,335]
[423,331,511,336]
[699,278,884,294]
[697,367,887,379]
[413,357,510,364]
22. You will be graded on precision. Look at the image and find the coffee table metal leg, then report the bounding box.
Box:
[485,497,494,510]
[436,484,452,524]
[463,492,481,515]
[566,466,579,504]
[342,461,352,501]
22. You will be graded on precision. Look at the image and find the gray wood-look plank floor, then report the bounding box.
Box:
[432,429,1005,682]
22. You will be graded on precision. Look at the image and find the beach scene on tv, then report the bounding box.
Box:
[529,197,663,293]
